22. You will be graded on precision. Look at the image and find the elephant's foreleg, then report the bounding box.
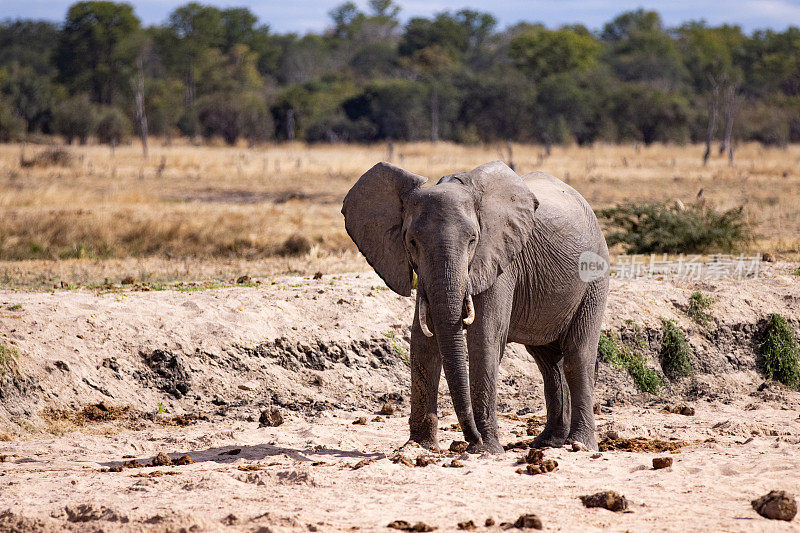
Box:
[527,343,571,448]
[409,299,443,451]
[561,281,607,450]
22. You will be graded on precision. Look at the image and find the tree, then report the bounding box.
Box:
[1,65,54,132]
[96,106,131,147]
[55,1,141,104]
[0,20,59,76]
[509,27,600,80]
[53,93,98,144]
[0,96,25,141]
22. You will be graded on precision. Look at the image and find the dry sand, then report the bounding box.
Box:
[1,266,799,532]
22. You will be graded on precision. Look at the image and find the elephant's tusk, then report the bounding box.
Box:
[418,297,434,337]
[463,294,475,326]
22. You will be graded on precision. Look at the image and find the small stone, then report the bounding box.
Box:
[313,272,323,280]
[174,455,195,466]
[484,518,495,527]
[513,513,543,529]
[353,417,368,425]
[572,441,589,452]
[236,275,251,284]
[606,430,619,440]
[239,380,259,391]
[388,521,411,531]
[151,452,173,467]
[260,408,284,427]
[457,520,476,530]
[449,441,469,454]
[652,457,673,469]
[593,402,601,414]
[679,406,695,416]
[580,491,629,512]
[222,514,239,525]
[752,490,797,521]
[108,465,123,472]
[449,459,464,468]
[590,452,602,459]
[379,402,396,415]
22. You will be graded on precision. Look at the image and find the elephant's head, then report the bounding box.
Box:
[342,161,539,445]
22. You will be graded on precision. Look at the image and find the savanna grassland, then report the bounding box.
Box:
[1,140,799,289]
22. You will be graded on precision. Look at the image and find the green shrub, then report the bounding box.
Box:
[53,94,97,144]
[96,106,131,146]
[0,96,25,142]
[687,291,714,327]
[0,343,19,376]
[598,330,663,394]
[597,201,751,254]
[759,313,800,388]
[659,319,693,379]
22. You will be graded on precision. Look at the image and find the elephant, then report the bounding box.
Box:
[342,160,609,453]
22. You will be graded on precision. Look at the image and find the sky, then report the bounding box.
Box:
[2,0,800,33]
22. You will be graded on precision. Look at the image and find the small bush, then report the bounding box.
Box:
[687,291,714,327]
[0,97,25,142]
[759,313,800,388]
[659,319,693,380]
[53,94,97,144]
[0,343,19,376]
[96,107,131,146]
[277,234,312,256]
[597,201,751,254]
[598,330,663,394]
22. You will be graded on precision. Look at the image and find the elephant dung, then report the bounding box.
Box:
[259,408,283,427]
[513,513,543,529]
[387,520,434,532]
[752,491,797,521]
[415,456,437,467]
[150,452,173,467]
[456,520,476,530]
[379,402,396,415]
[449,441,469,454]
[579,491,629,512]
[652,457,673,469]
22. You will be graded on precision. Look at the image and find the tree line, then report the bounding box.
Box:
[1,1,799,155]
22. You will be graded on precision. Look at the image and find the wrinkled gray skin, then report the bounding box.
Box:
[342,161,609,453]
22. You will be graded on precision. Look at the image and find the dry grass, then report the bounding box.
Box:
[1,140,799,288]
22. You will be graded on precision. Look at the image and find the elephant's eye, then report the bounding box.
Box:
[409,238,417,249]
[469,236,477,246]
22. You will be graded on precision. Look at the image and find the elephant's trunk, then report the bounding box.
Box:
[428,279,482,446]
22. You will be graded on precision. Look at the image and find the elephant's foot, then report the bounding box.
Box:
[405,437,440,453]
[566,430,598,451]
[530,428,569,449]
[466,438,504,455]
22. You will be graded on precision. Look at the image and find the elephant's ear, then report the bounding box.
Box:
[342,162,427,296]
[442,161,539,295]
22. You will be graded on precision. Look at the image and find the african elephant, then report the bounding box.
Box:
[342,161,609,453]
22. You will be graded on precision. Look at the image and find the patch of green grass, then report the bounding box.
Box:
[759,313,800,388]
[384,331,410,366]
[686,291,714,327]
[659,319,693,380]
[6,304,22,311]
[598,330,663,394]
[792,267,800,276]
[0,343,20,376]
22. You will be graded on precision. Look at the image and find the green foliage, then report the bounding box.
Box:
[598,201,751,254]
[687,292,715,327]
[510,27,600,80]
[53,93,97,144]
[598,330,663,394]
[0,96,25,141]
[792,267,800,276]
[759,313,800,388]
[0,343,19,376]
[659,319,693,380]
[96,106,131,146]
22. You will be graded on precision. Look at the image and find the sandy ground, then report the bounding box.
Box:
[1,267,799,531]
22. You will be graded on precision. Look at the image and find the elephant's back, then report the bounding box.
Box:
[521,171,606,256]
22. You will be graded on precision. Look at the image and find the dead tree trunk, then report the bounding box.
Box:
[720,83,742,165]
[286,109,296,141]
[134,54,148,159]
[430,84,439,144]
[703,82,720,166]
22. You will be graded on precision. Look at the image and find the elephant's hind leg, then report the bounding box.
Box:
[526,343,570,448]
[409,300,443,451]
[561,281,607,451]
